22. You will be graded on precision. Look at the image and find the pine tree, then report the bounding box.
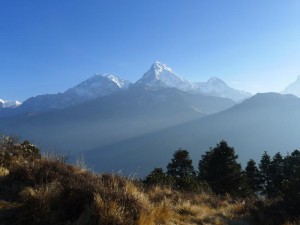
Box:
[198,140,244,195]
[259,151,272,197]
[245,159,261,194]
[269,152,284,196]
[167,149,195,178]
[143,168,174,187]
[282,150,300,215]
[167,149,197,191]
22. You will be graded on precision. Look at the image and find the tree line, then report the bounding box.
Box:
[143,140,300,215]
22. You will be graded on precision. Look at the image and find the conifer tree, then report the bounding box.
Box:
[144,168,174,187]
[269,152,284,196]
[245,159,261,194]
[282,150,300,214]
[198,140,243,195]
[167,149,197,191]
[259,151,272,197]
[167,149,195,178]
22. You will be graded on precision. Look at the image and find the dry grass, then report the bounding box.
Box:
[0,140,298,225]
[282,222,300,225]
[0,167,9,177]
[144,186,252,225]
[10,160,151,225]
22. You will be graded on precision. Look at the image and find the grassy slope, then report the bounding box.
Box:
[0,140,298,225]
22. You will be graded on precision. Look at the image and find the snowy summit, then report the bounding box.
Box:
[134,61,251,102]
[134,62,193,91]
[192,77,252,102]
[20,73,131,112]
[282,75,300,97]
[0,99,22,108]
[65,74,130,98]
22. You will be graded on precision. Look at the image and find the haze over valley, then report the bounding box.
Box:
[1,62,300,176]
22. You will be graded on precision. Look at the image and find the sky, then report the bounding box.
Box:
[1,0,300,101]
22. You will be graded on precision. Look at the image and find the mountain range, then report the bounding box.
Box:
[1,74,130,114]
[1,62,300,176]
[192,77,251,102]
[133,62,251,101]
[0,62,251,117]
[0,87,235,153]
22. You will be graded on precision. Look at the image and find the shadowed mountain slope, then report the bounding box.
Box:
[83,93,300,176]
[0,88,235,154]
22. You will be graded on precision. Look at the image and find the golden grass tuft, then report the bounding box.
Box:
[0,167,9,177]
[282,221,300,225]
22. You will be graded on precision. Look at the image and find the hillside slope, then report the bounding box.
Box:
[0,88,235,153]
[84,93,300,176]
[0,137,275,225]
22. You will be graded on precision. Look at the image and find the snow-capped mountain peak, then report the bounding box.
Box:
[1,63,252,115]
[192,77,227,93]
[134,61,192,91]
[0,99,22,108]
[207,76,227,85]
[104,74,130,89]
[192,77,252,102]
[282,75,300,97]
[151,61,173,74]
[134,62,251,101]
[65,73,130,98]
[19,73,131,112]
[201,77,229,90]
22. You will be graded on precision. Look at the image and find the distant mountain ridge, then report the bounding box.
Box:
[0,74,131,115]
[282,75,300,97]
[192,77,252,102]
[82,92,300,176]
[0,87,235,155]
[66,74,130,97]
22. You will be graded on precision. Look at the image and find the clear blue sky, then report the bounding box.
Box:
[1,0,300,101]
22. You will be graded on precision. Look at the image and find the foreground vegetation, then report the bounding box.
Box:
[0,136,299,225]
